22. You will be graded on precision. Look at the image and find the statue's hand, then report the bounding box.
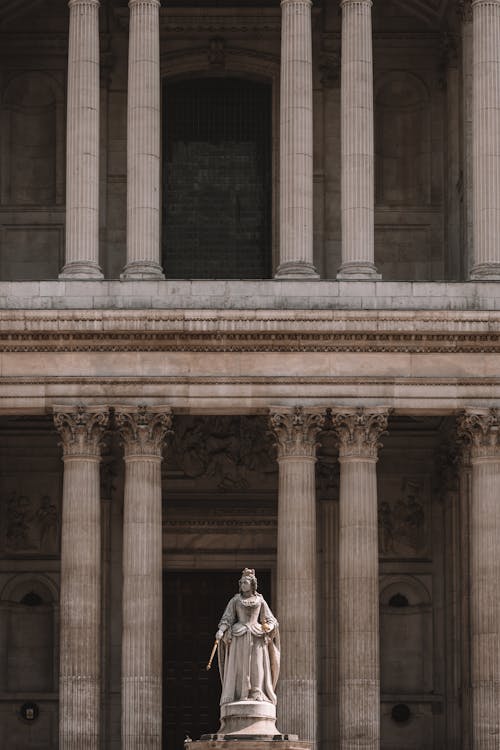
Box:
[215,629,225,641]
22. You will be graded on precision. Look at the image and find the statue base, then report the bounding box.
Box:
[195,701,311,748]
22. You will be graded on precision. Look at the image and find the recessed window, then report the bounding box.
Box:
[389,592,409,608]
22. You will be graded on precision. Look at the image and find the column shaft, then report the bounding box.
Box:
[331,408,389,749]
[122,0,164,279]
[471,0,500,278]
[338,0,379,279]
[470,457,500,746]
[116,406,172,750]
[461,1,474,275]
[61,0,103,279]
[457,409,500,748]
[277,0,318,278]
[122,456,163,748]
[54,406,109,750]
[320,498,340,750]
[270,407,325,745]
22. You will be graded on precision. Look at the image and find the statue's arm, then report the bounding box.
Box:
[216,595,236,640]
[260,597,278,632]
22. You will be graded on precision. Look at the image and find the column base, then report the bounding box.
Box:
[337,261,381,280]
[469,262,500,281]
[193,742,309,749]
[274,261,319,279]
[59,261,103,280]
[121,261,165,280]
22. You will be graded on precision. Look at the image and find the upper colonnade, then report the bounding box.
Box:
[49,0,500,283]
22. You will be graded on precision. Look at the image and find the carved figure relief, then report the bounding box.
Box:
[2,489,60,556]
[378,479,428,557]
[167,416,277,491]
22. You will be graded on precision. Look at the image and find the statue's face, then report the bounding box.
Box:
[240,577,252,593]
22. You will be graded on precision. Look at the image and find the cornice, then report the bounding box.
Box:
[1,309,500,353]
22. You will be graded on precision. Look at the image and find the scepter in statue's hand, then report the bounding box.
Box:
[206,640,219,671]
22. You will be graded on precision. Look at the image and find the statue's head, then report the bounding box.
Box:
[239,567,257,594]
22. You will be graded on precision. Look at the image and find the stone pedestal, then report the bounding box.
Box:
[216,701,280,737]
[192,742,311,750]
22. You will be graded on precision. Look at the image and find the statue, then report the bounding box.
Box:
[215,568,280,705]
[206,568,283,738]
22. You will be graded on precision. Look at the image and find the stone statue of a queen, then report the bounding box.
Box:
[214,568,281,736]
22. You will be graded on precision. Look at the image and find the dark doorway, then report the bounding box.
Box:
[163,569,271,749]
[162,77,272,279]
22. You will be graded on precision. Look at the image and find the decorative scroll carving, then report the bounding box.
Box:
[167,416,276,490]
[378,479,427,557]
[115,405,173,457]
[53,405,109,458]
[456,408,500,460]
[269,407,325,459]
[457,0,473,24]
[330,407,390,460]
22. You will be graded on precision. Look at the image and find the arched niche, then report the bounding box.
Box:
[0,574,58,693]
[160,48,279,275]
[375,71,431,207]
[380,576,433,694]
[1,71,64,207]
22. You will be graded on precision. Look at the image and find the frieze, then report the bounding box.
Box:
[0,488,60,557]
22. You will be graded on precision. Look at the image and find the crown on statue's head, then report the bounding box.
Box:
[241,568,255,578]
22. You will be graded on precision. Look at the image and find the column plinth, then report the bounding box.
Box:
[269,407,325,745]
[330,407,389,750]
[457,409,500,748]
[122,0,164,280]
[338,0,379,280]
[60,0,103,280]
[116,406,172,749]
[470,0,500,279]
[54,405,109,750]
[276,0,318,279]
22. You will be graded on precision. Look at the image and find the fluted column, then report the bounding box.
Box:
[53,405,109,749]
[460,0,474,275]
[116,406,172,749]
[269,407,325,744]
[330,407,389,749]
[276,0,318,278]
[122,0,164,279]
[61,0,103,279]
[456,409,500,748]
[470,0,500,278]
[338,0,379,279]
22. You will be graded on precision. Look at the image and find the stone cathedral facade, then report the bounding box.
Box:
[0,0,499,748]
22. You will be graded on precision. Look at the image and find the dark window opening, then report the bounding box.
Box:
[389,593,409,608]
[20,591,44,607]
[163,78,272,279]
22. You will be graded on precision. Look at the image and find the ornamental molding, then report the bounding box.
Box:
[2,310,500,353]
[53,405,109,458]
[114,7,281,34]
[330,407,390,460]
[115,405,173,457]
[269,406,325,459]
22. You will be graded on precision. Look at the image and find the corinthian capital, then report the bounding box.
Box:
[269,406,325,460]
[456,408,500,460]
[53,405,109,458]
[330,407,389,461]
[115,405,173,458]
